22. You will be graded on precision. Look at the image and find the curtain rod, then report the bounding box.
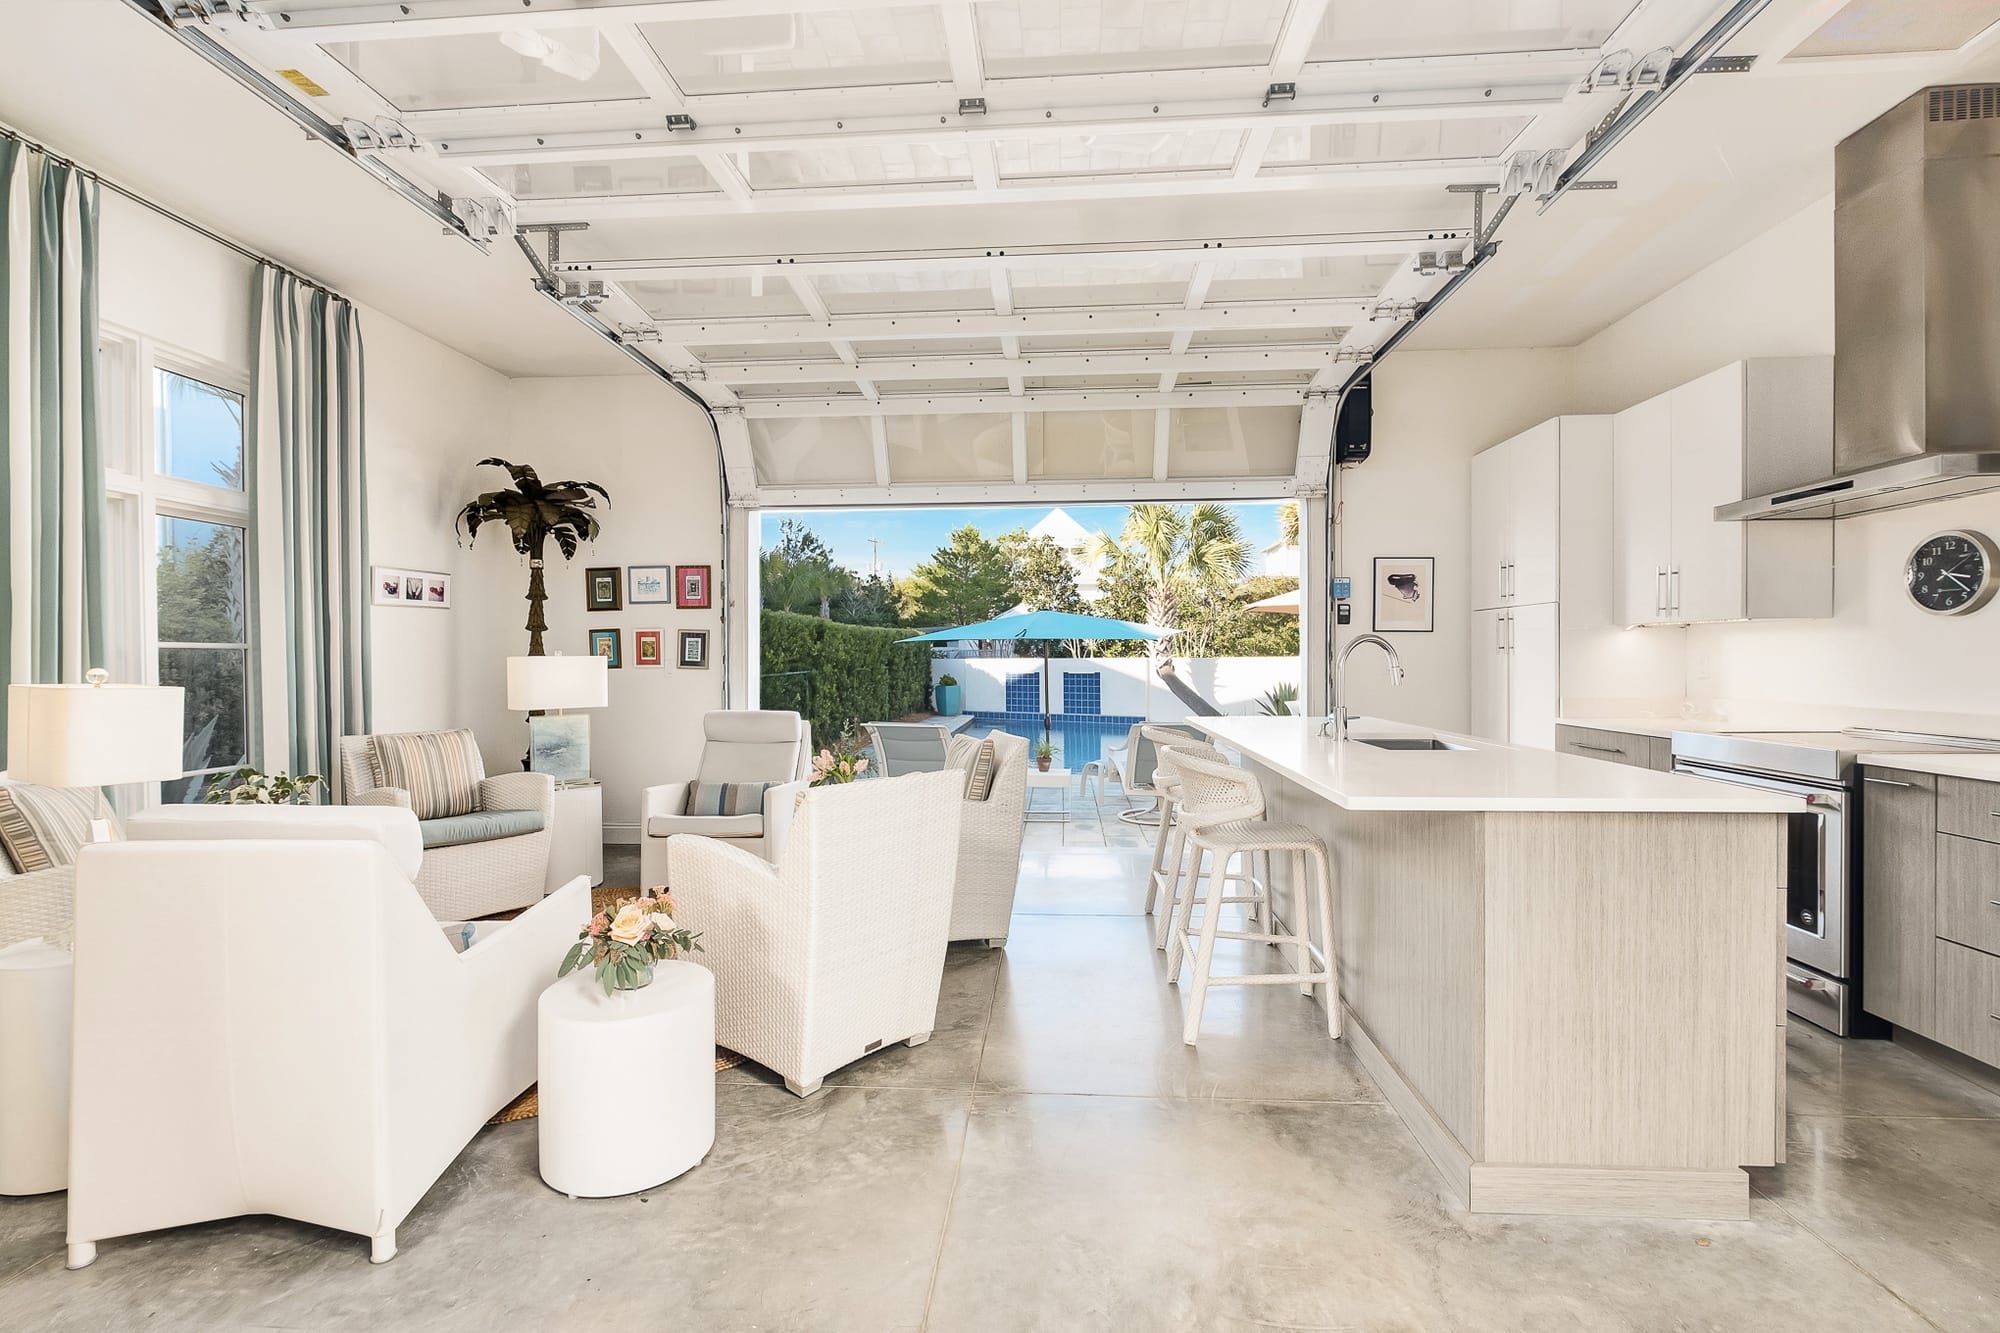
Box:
[0,119,342,303]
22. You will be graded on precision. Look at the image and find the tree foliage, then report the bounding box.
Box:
[901,524,1018,627]
[998,530,1086,614]
[760,518,852,619]
[1088,503,1250,658]
[759,610,931,747]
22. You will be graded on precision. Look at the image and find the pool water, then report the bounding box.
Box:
[965,712,1143,768]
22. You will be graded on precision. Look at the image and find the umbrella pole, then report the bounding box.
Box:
[1042,647,1052,749]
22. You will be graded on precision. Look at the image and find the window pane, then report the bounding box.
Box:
[159,646,248,799]
[157,517,247,642]
[155,369,244,490]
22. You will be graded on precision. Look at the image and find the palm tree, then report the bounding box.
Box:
[1278,501,1299,548]
[456,458,610,655]
[1089,502,1249,660]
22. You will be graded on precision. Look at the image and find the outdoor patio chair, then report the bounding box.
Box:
[865,722,951,776]
[1104,723,1204,825]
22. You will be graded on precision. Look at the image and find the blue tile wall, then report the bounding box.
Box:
[1004,671,1042,714]
[1062,671,1102,716]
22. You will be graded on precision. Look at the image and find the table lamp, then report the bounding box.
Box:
[8,670,187,841]
[507,654,608,784]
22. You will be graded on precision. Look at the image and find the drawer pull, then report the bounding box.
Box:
[1988,900,2000,908]
[1574,743,1625,755]
[1862,777,1912,788]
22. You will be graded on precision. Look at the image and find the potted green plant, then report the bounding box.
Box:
[1034,737,1057,773]
[204,767,325,805]
[935,672,961,716]
[455,458,610,656]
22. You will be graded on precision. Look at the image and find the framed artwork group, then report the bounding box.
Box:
[370,567,452,609]
[583,562,713,668]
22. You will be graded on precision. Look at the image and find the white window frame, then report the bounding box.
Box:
[100,323,255,805]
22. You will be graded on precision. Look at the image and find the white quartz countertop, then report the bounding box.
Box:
[1196,717,1804,814]
[1857,752,2000,783]
[1554,716,1733,741]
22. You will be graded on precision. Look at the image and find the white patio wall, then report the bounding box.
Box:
[933,656,1299,722]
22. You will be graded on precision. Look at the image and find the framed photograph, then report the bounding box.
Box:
[1372,556,1435,633]
[589,627,622,668]
[584,566,622,612]
[372,567,451,609]
[677,629,709,669]
[628,564,672,605]
[633,628,664,668]
[675,564,712,609]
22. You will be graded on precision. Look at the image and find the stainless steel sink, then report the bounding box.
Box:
[1352,736,1471,752]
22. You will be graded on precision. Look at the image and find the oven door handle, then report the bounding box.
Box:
[1673,760,1845,806]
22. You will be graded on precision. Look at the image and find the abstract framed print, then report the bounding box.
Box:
[589,627,622,667]
[372,567,408,606]
[677,629,709,669]
[633,628,664,668]
[585,566,622,612]
[628,564,671,605]
[675,564,712,609]
[1372,556,1435,633]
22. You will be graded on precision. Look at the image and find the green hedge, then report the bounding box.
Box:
[760,610,931,748]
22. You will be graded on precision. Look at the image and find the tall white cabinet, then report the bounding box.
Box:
[1611,359,1834,626]
[1467,417,1636,749]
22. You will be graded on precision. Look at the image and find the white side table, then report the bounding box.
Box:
[537,961,715,1198]
[548,782,605,892]
[1025,767,1072,822]
[0,942,73,1196]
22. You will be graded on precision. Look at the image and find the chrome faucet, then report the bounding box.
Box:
[1322,633,1406,740]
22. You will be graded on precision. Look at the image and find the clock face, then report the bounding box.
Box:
[1907,530,1998,616]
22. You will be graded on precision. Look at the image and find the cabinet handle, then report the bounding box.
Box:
[1656,567,1667,616]
[1496,615,1506,651]
[1507,561,1516,599]
[1862,777,1912,788]
[1670,566,1681,618]
[1574,743,1626,756]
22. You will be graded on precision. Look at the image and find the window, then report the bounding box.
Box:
[101,332,255,805]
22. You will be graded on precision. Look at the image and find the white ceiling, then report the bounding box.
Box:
[5,0,2000,502]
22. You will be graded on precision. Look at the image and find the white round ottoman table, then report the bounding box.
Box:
[537,961,716,1198]
[0,942,73,1196]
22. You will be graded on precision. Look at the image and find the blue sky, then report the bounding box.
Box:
[761,502,1286,580]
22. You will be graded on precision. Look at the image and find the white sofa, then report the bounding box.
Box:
[63,817,589,1269]
[667,770,961,1097]
[339,731,555,921]
[943,730,1028,946]
[641,710,811,888]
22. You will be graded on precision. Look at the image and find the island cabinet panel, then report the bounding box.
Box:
[1860,768,1937,1034]
[1934,940,2000,1069]
[1936,832,2000,958]
[1937,776,2000,844]
[1480,813,1785,1177]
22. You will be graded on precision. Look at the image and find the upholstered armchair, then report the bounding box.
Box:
[0,775,120,951]
[339,729,553,919]
[640,710,811,888]
[667,770,962,1097]
[942,730,1028,946]
[64,822,589,1268]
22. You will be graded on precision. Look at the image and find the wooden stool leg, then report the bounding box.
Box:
[1182,848,1234,1046]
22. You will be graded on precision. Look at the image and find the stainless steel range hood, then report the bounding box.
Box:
[1719,85,2000,521]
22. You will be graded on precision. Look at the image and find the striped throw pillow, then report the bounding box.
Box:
[963,737,998,803]
[369,729,485,820]
[683,782,772,817]
[0,782,110,872]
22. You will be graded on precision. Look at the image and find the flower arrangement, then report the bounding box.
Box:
[204,767,325,805]
[559,891,703,995]
[810,746,868,785]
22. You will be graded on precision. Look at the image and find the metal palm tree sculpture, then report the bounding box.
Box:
[455,458,610,656]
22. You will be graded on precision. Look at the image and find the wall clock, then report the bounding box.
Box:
[1906,530,1999,616]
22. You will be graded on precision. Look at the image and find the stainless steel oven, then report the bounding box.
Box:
[1672,755,1851,1032]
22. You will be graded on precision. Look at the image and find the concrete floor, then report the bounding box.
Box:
[5,795,2000,1330]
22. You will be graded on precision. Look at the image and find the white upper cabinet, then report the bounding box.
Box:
[1611,358,1834,627]
[1470,418,1561,612]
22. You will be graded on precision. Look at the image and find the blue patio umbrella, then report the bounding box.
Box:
[900,610,1170,747]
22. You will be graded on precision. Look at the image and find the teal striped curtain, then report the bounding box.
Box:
[0,141,108,755]
[250,264,370,779]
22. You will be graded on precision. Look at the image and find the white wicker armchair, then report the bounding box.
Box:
[338,734,554,920]
[667,770,962,1098]
[640,710,812,888]
[943,730,1028,946]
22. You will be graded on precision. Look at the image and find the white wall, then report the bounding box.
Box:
[98,194,253,371]
[455,376,725,842]
[936,655,1299,721]
[1334,348,1576,730]
[1570,193,2000,724]
[360,309,510,734]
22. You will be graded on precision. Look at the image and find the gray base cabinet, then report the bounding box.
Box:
[1553,724,1673,772]
[1860,765,2000,1071]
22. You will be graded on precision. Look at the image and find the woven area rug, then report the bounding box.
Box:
[488,886,746,1125]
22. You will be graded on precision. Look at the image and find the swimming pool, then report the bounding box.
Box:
[964,712,1143,768]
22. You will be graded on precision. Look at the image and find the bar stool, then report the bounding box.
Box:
[1144,732,1267,951]
[1165,749,1339,1046]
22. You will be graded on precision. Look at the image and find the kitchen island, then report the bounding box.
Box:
[1195,715,1801,1220]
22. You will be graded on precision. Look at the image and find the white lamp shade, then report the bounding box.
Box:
[7,683,186,787]
[507,654,609,711]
